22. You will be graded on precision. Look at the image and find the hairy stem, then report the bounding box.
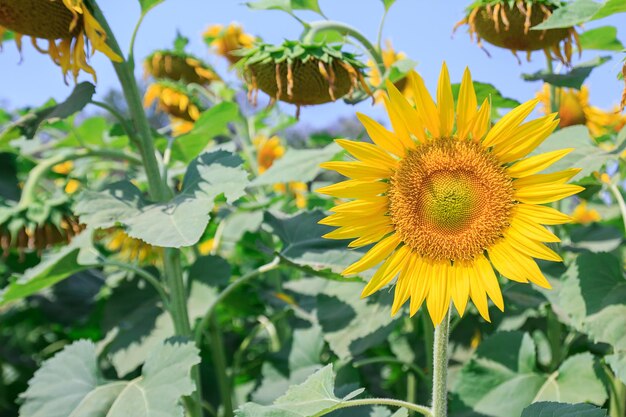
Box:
[431,311,451,417]
[317,398,432,417]
[209,315,234,417]
[608,183,626,233]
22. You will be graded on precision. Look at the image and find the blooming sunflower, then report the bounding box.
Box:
[203,23,255,64]
[455,0,580,65]
[238,41,368,117]
[537,84,626,138]
[318,63,582,325]
[144,50,220,86]
[143,80,202,122]
[368,40,414,104]
[0,0,122,81]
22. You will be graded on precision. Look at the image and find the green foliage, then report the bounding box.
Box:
[579,26,624,51]
[522,56,611,89]
[521,402,608,417]
[246,0,324,15]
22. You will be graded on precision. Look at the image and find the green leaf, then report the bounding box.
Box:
[521,402,607,417]
[168,102,239,163]
[20,339,200,417]
[251,143,341,187]
[264,210,363,275]
[387,59,418,84]
[76,150,249,247]
[285,277,400,359]
[139,0,164,13]
[579,26,624,51]
[522,56,611,89]
[16,82,95,139]
[533,0,603,29]
[237,365,364,417]
[0,231,96,306]
[593,0,626,19]
[453,332,607,417]
[381,0,397,11]
[246,0,323,15]
[452,81,521,118]
[530,125,621,180]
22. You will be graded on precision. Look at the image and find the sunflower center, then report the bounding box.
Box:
[388,138,514,261]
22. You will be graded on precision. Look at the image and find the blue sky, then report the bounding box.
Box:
[0,0,624,127]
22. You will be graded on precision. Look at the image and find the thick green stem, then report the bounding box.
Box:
[431,311,450,417]
[318,398,432,417]
[209,315,234,417]
[302,20,386,79]
[608,370,626,417]
[608,183,626,233]
[18,148,141,208]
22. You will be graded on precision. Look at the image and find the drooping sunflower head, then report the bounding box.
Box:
[253,134,285,174]
[101,228,161,265]
[203,22,256,64]
[143,80,202,122]
[368,40,413,103]
[169,117,195,137]
[238,41,368,115]
[537,84,626,137]
[0,197,83,261]
[144,50,220,86]
[0,0,122,81]
[318,63,583,325]
[456,0,580,65]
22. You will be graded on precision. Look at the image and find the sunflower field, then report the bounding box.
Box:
[1,0,626,416]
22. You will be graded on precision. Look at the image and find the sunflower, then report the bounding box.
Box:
[368,40,413,103]
[571,200,601,224]
[103,229,161,265]
[0,0,122,81]
[144,50,220,85]
[204,23,256,64]
[238,41,368,117]
[169,117,195,137]
[455,0,580,65]
[318,63,582,325]
[143,80,202,122]
[537,84,626,138]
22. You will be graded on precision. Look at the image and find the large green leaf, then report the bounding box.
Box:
[76,150,249,247]
[251,143,341,187]
[237,365,365,417]
[285,277,400,359]
[533,0,604,29]
[579,26,624,51]
[453,332,607,417]
[522,56,611,89]
[20,339,200,417]
[0,231,97,306]
[521,402,607,417]
[593,0,626,19]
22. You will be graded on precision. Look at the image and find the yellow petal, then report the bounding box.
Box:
[510,216,560,243]
[482,98,540,148]
[335,139,398,169]
[408,71,440,137]
[437,62,455,137]
[515,183,584,205]
[384,79,426,143]
[320,161,392,180]
[410,256,430,316]
[488,239,551,288]
[469,98,491,141]
[391,253,417,315]
[513,204,573,225]
[319,209,387,227]
[451,261,470,317]
[513,168,581,188]
[323,219,392,239]
[356,113,406,157]
[331,197,388,214]
[474,254,504,311]
[495,118,560,163]
[343,233,401,276]
[427,260,451,326]
[317,179,389,199]
[469,265,491,322]
[348,227,394,248]
[504,227,562,262]
[507,148,574,178]
[456,67,478,140]
[362,245,411,297]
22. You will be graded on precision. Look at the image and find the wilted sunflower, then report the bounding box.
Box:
[144,80,202,122]
[204,22,255,64]
[102,229,161,265]
[144,50,220,85]
[0,199,83,260]
[368,40,414,103]
[0,0,122,81]
[455,0,580,65]
[537,84,626,138]
[238,41,368,117]
[318,63,582,325]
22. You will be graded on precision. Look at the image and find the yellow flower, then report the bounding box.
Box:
[52,160,74,175]
[170,117,195,137]
[456,0,580,65]
[144,81,201,122]
[64,179,80,194]
[537,84,626,138]
[198,238,215,255]
[0,0,122,81]
[318,63,582,325]
[204,23,255,64]
[254,135,285,174]
[274,182,308,209]
[368,40,413,104]
[104,229,161,265]
[144,50,220,85]
[571,201,601,224]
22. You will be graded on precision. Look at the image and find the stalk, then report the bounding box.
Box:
[431,311,451,417]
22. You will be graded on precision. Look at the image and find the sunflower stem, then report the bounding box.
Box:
[302,20,385,80]
[431,310,451,417]
[545,56,559,116]
[319,398,432,417]
[208,315,234,417]
[608,183,626,233]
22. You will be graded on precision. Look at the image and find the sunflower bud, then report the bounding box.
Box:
[144,50,220,86]
[455,0,580,65]
[238,41,368,116]
[143,80,202,122]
